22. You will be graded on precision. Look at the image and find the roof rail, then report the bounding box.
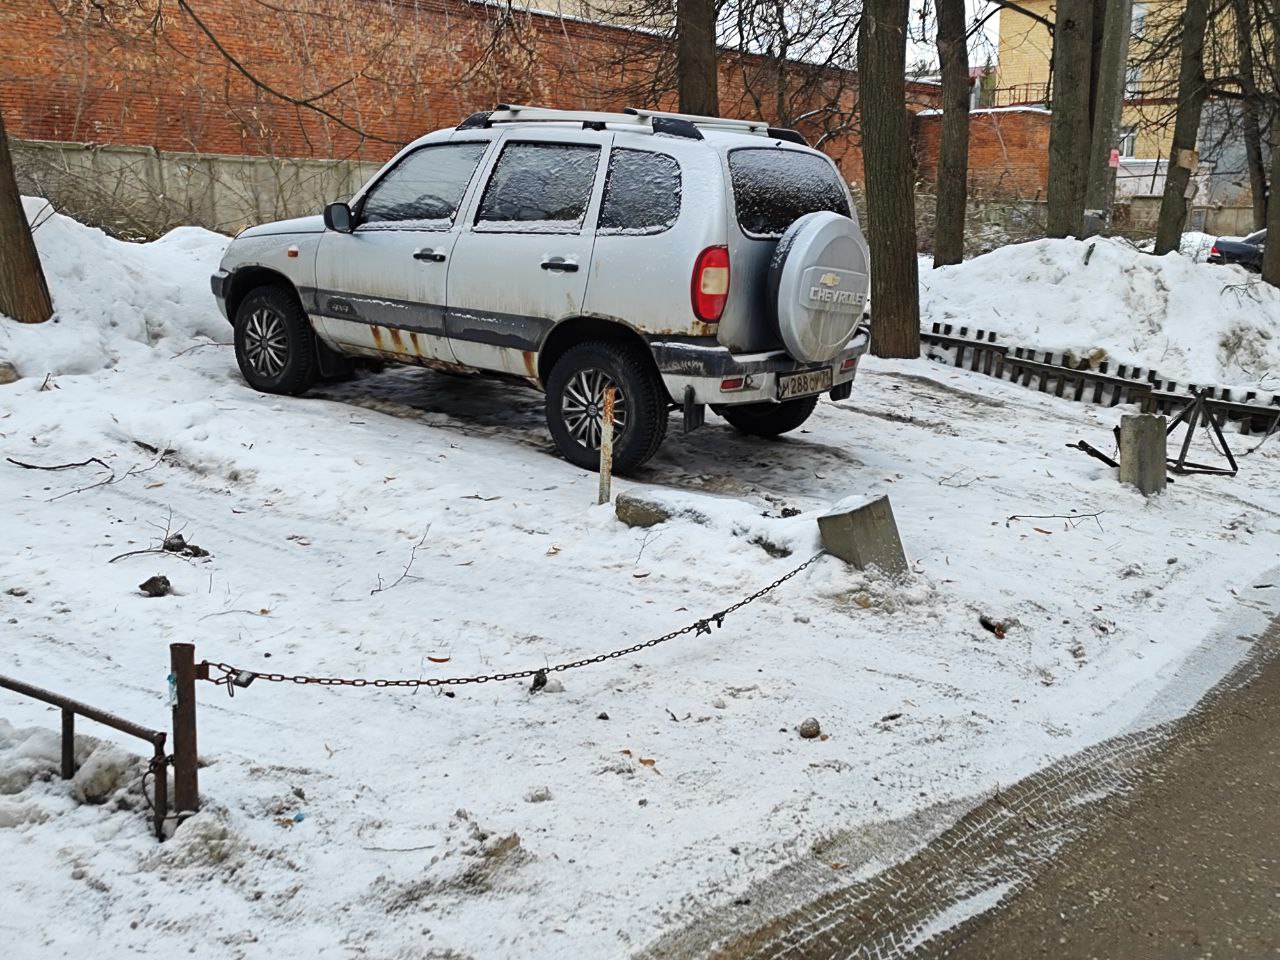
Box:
[456,104,797,143]
[622,107,771,136]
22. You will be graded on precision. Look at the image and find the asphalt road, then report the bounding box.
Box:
[641,614,1280,960]
[923,617,1280,960]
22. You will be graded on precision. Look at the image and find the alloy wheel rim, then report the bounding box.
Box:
[244,308,288,378]
[561,368,627,450]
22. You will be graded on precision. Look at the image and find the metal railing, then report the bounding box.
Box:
[0,673,169,839]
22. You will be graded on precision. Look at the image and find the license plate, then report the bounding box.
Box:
[777,368,833,400]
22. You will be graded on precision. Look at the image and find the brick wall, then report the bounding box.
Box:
[0,0,945,183]
[914,107,1052,199]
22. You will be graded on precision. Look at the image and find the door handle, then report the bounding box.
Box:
[540,257,579,273]
[413,248,446,263]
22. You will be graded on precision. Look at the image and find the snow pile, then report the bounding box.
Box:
[920,236,1280,387]
[0,198,228,378]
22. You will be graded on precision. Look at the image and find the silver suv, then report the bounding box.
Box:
[211,104,871,472]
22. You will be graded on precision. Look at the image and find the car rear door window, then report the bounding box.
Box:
[360,142,489,229]
[728,148,851,239]
[598,148,682,234]
[475,142,601,231]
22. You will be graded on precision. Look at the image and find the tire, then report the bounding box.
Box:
[233,285,318,396]
[720,395,819,437]
[545,340,668,473]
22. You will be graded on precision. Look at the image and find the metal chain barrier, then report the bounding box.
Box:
[201,552,827,696]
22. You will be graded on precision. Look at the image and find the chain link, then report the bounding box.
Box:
[201,552,826,695]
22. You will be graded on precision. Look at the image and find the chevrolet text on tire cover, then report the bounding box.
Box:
[210,104,872,473]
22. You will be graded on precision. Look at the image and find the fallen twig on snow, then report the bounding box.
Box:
[7,456,110,472]
[1006,511,1106,532]
[371,527,431,595]
[171,339,232,358]
[109,510,210,563]
[46,452,170,502]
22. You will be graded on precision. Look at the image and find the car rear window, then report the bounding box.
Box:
[728,148,851,238]
[1244,229,1267,245]
[598,148,682,234]
[476,142,601,231]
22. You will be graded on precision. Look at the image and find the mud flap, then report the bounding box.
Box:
[314,337,354,380]
[683,386,706,434]
[830,380,853,402]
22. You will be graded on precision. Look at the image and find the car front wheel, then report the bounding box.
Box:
[233,285,318,396]
[545,340,668,473]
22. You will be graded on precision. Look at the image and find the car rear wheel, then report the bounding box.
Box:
[719,395,819,437]
[545,340,668,473]
[234,285,318,396]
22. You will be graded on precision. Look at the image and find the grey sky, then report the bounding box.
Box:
[907,1,1005,70]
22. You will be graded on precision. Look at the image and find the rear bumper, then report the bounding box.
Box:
[211,270,230,319]
[650,327,870,405]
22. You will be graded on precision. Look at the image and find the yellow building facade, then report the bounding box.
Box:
[995,0,1182,163]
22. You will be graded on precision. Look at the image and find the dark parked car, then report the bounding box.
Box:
[1208,229,1265,272]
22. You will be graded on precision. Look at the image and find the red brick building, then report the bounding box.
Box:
[913,107,1052,199]
[0,0,945,185]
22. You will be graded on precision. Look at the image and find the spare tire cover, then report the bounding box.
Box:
[768,211,870,363]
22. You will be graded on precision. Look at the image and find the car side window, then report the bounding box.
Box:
[597,148,682,235]
[475,142,601,231]
[360,142,490,229]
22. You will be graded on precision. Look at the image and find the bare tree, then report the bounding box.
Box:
[859,0,919,358]
[1264,0,1280,287]
[1082,0,1133,237]
[1046,0,1095,237]
[0,109,53,325]
[1154,0,1211,254]
[932,0,969,267]
[677,0,720,114]
[1233,0,1269,230]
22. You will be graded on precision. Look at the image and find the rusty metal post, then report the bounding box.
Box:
[597,386,615,505]
[151,738,169,840]
[61,708,74,779]
[170,643,200,821]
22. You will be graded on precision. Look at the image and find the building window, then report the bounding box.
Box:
[1131,2,1148,37]
[1118,126,1138,158]
[1125,64,1143,99]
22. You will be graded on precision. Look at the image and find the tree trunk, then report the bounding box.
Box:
[1242,102,1269,232]
[1046,0,1095,238]
[1082,0,1133,237]
[1088,0,1107,130]
[858,0,920,359]
[1263,23,1280,287]
[677,0,719,116]
[932,0,970,268]
[0,110,52,325]
[1233,0,1269,230]
[1154,0,1210,255]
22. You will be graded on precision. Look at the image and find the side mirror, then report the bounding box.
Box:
[323,201,354,233]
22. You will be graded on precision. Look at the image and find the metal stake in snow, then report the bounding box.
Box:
[169,642,202,823]
[597,386,615,505]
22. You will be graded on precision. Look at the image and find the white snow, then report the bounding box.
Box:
[921,235,1280,388]
[2,203,1280,958]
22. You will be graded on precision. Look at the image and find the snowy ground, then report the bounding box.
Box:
[3,207,1280,958]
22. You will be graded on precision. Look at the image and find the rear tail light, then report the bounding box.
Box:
[841,357,858,371]
[692,246,730,323]
[1210,244,1219,256]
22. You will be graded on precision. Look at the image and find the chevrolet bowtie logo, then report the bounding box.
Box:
[819,273,841,287]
